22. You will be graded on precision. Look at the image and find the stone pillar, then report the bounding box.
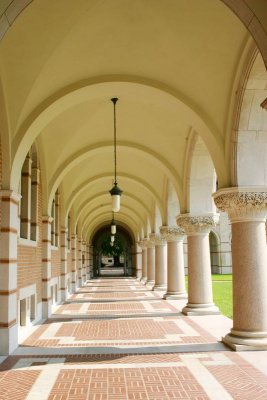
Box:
[135,242,142,280]
[139,241,147,283]
[150,233,167,291]
[0,190,20,355]
[60,227,68,301]
[42,215,53,318]
[82,241,87,283]
[89,245,94,278]
[86,244,91,280]
[213,187,267,350]
[176,214,220,315]
[71,234,77,292]
[144,238,155,286]
[20,155,32,239]
[160,226,187,299]
[77,238,83,287]
[30,167,40,241]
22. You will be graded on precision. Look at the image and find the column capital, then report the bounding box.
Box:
[176,213,219,235]
[0,190,21,203]
[42,215,53,224]
[160,226,185,242]
[149,233,166,246]
[137,240,146,250]
[143,237,155,248]
[213,186,267,222]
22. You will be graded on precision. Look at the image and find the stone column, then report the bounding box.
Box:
[150,233,167,291]
[42,215,53,318]
[77,238,83,287]
[71,234,77,292]
[30,167,40,241]
[0,190,20,355]
[213,187,267,350]
[82,241,87,283]
[176,214,220,315]
[60,227,68,301]
[144,238,155,286]
[139,241,147,283]
[160,226,187,299]
[135,242,142,280]
[20,155,32,239]
[89,245,94,278]
[86,243,91,281]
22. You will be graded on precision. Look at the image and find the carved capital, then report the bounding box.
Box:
[137,240,146,250]
[213,187,267,222]
[160,226,185,242]
[149,233,166,246]
[143,237,155,249]
[176,213,219,235]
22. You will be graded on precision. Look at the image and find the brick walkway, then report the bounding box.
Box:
[1,277,267,399]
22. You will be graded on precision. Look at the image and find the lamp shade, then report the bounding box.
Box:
[111,235,115,242]
[109,183,123,212]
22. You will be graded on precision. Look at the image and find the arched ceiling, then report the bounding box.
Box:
[0,0,258,239]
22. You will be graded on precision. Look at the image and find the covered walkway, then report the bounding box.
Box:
[1,278,267,399]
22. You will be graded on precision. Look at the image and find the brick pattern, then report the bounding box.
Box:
[48,366,209,400]
[17,173,43,302]
[0,370,40,399]
[51,248,61,278]
[207,352,267,399]
[1,279,267,399]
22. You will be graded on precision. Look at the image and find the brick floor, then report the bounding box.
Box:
[1,277,267,399]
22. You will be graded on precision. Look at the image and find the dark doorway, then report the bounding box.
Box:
[92,225,134,278]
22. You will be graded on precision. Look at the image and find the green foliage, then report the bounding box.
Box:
[101,236,124,256]
[186,274,233,319]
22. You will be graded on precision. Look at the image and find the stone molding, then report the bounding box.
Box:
[176,213,219,235]
[137,240,146,250]
[159,226,184,242]
[143,237,154,249]
[261,97,267,111]
[213,187,267,222]
[149,233,166,246]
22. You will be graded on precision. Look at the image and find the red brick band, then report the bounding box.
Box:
[0,289,17,295]
[0,319,17,328]
[1,227,17,234]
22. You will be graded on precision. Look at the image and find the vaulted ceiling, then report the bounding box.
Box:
[0,0,258,239]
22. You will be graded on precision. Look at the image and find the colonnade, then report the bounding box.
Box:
[137,187,267,351]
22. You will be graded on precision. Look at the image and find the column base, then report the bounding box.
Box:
[42,299,52,319]
[141,277,147,283]
[60,288,68,302]
[0,323,18,355]
[153,284,167,291]
[146,280,155,287]
[182,302,220,316]
[222,330,267,351]
[164,291,188,300]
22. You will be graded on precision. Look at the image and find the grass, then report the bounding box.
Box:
[186,274,233,319]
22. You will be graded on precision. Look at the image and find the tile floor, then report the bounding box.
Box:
[1,277,267,399]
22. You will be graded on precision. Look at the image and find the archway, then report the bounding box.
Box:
[92,225,134,278]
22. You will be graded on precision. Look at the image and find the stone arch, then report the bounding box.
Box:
[235,52,267,186]
[209,230,221,274]
[185,132,217,214]
[1,0,267,67]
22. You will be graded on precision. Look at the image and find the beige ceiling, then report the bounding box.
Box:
[0,0,256,239]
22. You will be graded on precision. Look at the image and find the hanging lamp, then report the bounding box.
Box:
[110,212,116,235]
[109,97,122,212]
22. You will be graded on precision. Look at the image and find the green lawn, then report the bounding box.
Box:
[186,274,233,319]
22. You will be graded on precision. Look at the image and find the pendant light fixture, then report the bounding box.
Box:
[111,235,115,243]
[110,212,116,235]
[109,97,122,212]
